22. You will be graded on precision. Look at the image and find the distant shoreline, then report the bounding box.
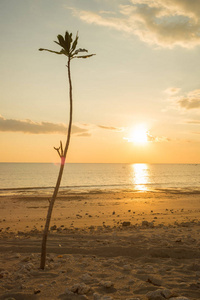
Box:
[1,186,200,198]
[0,162,200,164]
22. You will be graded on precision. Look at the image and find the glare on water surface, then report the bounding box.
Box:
[131,163,149,191]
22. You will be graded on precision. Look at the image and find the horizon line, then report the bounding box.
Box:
[0,162,199,165]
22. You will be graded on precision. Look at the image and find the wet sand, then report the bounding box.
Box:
[0,189,200,299]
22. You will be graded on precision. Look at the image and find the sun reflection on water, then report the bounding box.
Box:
[132,163,149,191]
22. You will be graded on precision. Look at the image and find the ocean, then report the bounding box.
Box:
[0,163,200,193]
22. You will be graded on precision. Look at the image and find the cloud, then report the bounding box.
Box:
[97,125,123,131]
[147,132,170,142]
[71,9,130,32]
[0,115,90,136]
[0,115,125,137]
[166,89,200,111]
[164,87,181,95]
[69,0,200,48]
[124,131,170,143]
[75,132,91,137]
[186,120,200,125]
[178,99,200,110]
[177,89,200,110]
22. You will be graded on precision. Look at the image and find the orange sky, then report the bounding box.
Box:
[1,0,200,163]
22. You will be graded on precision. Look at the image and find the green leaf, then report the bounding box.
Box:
[65,31,69,42]
[57,34,69,52]
[38,48,65,55]
[69,33,73,43]
[73,48,88,56]
[64,31,72,52]
[54,41,61,46]
[74,54,96,59]
[57,35,65,46]
[71,33,79,53]
[60,49,68,55]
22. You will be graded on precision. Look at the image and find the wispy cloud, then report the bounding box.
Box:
[97,125,123,131]
[0,115,125,136]
[177,90,200,110]
[0,115,90,136]
[69,0,200,48]
[186,120,200,125]
[124,131,170,143]
[146,132,170,142]
[166,88,200,111]
[164,87,181,95]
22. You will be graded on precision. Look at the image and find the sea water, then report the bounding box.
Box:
[0,163,199,193]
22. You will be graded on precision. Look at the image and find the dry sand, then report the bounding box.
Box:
[0,189,200,300]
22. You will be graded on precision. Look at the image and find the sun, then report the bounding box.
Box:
[126,125,149,145]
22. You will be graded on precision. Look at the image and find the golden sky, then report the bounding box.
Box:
[1,0,200,163]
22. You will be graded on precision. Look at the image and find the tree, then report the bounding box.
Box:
[39,31,95,269]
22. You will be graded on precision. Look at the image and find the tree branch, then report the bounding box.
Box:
[54,146,61,157]
[60,141,64,156]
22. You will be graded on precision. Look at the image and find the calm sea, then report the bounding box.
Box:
[0,163,199,193]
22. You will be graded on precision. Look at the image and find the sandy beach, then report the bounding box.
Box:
[0,189,200,299]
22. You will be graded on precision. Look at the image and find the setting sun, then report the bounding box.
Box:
[126,125,148,145]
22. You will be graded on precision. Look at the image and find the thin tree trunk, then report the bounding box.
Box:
[40,164,65,269]
[40,58,73,269]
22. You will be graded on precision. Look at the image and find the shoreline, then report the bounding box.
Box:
[1,189,200,233]
[1,185,200,195]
